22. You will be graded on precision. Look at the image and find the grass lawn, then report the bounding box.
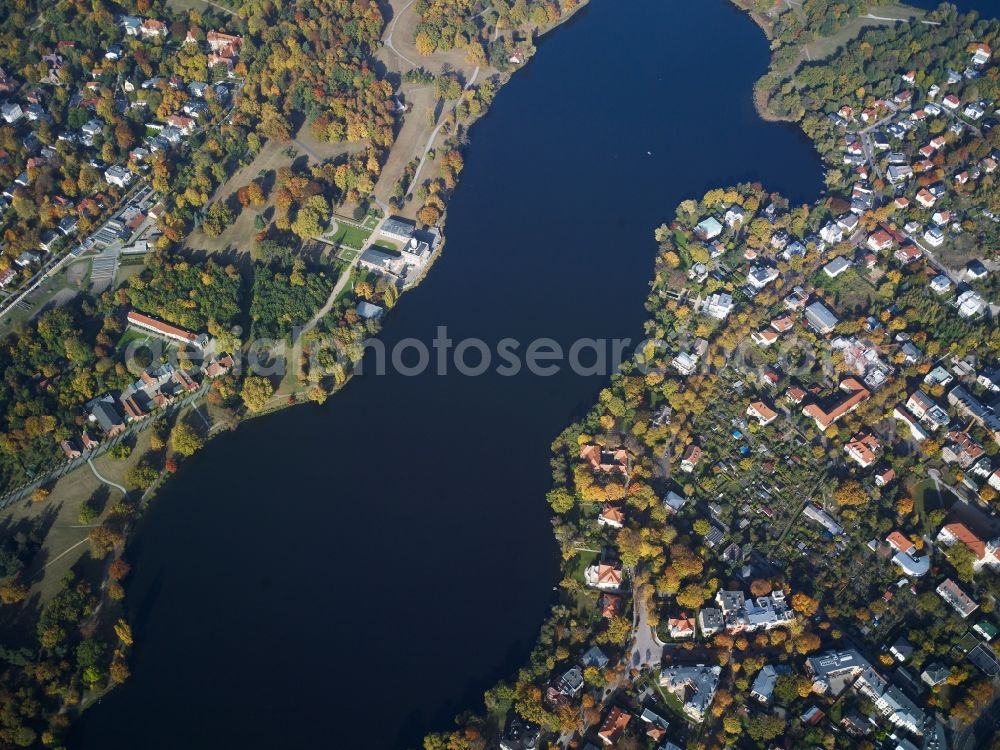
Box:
[566,549,600,614]
[362,214,380,229]
[812,267,877,315]
[338,248,359,263]
[325,222,372,250]
[373,239,397,251]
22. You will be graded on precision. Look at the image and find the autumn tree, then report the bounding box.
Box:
[241,375,274,411]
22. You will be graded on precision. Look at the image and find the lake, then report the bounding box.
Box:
[72,1,822,748]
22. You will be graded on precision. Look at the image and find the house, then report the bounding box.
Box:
[867,230,894,252]
[86,394,125,437]
[971,42,993,65]
[770,315,794,333]
[639,708,669,742]
[165,115,195,135]
[823,256,851,278]
[886,531,929,577]
[894,245,921,265]
[581,646,609,670]
[967,260,989,280]
[941,430,985,469]
[875,467,896,487]
[932,211,951,228]
[672,350,699,375]
[595,592,620,619]
[724,205,746,227]
[667,612,696,639]
[937,523,999,570]
[802,503,844,536]
[965,102,986,120]
[937,578,979,618]
[747,264,779,289]
[680,445,701,473]
[140,18,167,37]
[820,222,844,244]
[943,94,961,110]
[81,431,99,450]
[805,301,839,334]
[556,666,584,697]
[15,251,41,268]
[747,400,778,426]
[930,274,952,294]
[659,666,721,723]
[703,292,734,320]
[355,301,384,320]
[104,165,132,188]
[786,386,806,404]
[663,490,689,514]
[921,663,950,687]
[579,445,629,477]
[802,379,870,430]
[697,608,724,637]
[750,664,790,705]
[715,588,795,633]
[127,311,207,350]
[584,562,622,590]
[207,30,243,53]
[957,289,985,318]
[695,216,723,240]
[924,226,945,247]
[596,707,630,746]
[205,354,235,378]
[916,188,937,209]
[499,717,540,750]
[0,102,23,124]
[0,268,16,288]
[806,649,870,695]
[974,620,997,642]
[751,329,779,347]
[845,433,881,468]
[597,506,624,529]
[890,637,914,662]
[60,439,82,459]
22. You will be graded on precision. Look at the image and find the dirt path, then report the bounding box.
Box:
[295,259,358,342]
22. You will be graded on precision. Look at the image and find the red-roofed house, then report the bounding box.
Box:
[680,444,702,473]
[597,707,631,746]
[747,400,779,426]
[845,433,881,468]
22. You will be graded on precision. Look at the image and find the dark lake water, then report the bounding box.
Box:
[73,2,822,748]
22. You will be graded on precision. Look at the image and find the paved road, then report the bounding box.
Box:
[630,586,663,671]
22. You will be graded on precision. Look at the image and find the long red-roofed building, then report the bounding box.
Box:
[126,310,206,349]
[802,379,870,430]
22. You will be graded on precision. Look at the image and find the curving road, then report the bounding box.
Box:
[385,0,420,68]
[88,457,129,499]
